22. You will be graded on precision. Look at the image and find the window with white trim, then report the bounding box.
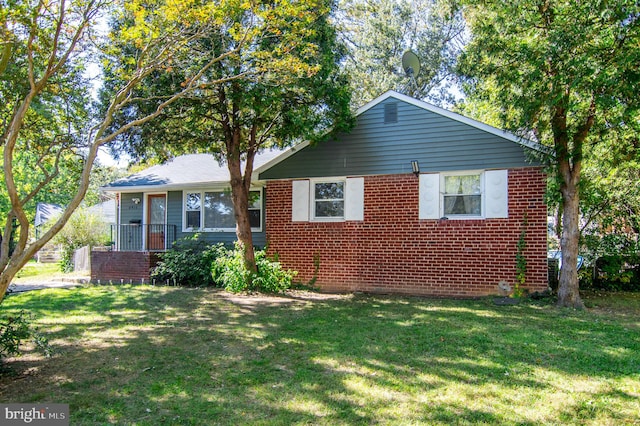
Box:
[312,180,345,220]
[185,192,201,229]
[183,189,262,231]
[419,170,508,220]
[442,173,482,217]
[291,177,364,222]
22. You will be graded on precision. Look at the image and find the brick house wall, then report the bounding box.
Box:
[91,251,160,283]
[265,167,548,297]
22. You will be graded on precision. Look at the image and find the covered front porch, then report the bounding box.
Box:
[111,223,178,252]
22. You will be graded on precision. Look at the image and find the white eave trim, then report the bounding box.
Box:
[101,180,267,194]
[253,141,312,177]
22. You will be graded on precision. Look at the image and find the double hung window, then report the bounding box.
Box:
[313,181,345,219]
[291,177,364,222]
[419,170,508,220]
[442,174,482,217]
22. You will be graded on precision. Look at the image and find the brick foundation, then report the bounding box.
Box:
[91,251,160,283]
[266,168,548,297]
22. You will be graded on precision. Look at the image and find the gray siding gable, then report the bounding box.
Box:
[259,92,540,180]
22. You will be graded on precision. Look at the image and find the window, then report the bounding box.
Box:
[443,173,482,217]
[185,193,201,228]
[419,170,508,220]
[204,192,235,229]
[313,180,345,219]
[184,189,262,231]
[292,178,364,222]
[248,191,262,228]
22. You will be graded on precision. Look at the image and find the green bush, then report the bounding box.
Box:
[51,207,110,272]
[151,235,226,286]
[0,310,51,364]
[581,233,640,291]
[212,244,296,293]
[593,255,640,291]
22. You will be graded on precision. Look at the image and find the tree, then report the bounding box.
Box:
[338,0,465,105]
[107,0,353,277]
[0,0,252,302]
[457,0,640,307]
[579,143,640,267]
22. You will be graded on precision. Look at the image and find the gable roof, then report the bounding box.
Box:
[357,91,541,151]
[102,149,283,193]
[258,91,543,180]
[35,203,64,227]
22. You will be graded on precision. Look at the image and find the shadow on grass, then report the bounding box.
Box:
[0,286,638,425]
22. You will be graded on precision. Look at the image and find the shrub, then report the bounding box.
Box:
[0,310,51,365]
[51,207,110,272]
[592,255,640,291]
[212,244,296,293]
[151,235,226,286]
[580,232,640,291]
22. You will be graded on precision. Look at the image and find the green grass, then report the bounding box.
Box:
[0,286,638,425]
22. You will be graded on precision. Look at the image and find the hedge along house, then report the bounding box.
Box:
[92,149,283,283]
[258,91,549,297]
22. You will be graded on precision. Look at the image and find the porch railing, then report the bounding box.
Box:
[111,224,177,252]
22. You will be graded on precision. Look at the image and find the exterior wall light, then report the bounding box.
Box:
[131,197,141,204]
[411,160,420,177]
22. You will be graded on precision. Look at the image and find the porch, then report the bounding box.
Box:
[90,224,177,283]
[111,223,177,252]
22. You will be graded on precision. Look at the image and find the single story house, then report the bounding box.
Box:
[95,91,549,296]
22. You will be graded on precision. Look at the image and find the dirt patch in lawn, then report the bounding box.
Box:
[218,289,353,307]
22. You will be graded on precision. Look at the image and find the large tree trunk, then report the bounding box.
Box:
[226,128,257,278]
[557,179,584,308]
[230,171,257,274]
[552,94,593,309]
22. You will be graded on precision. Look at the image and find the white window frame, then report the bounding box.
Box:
[184,192,202,230]
[440,171,484,219]
[182,188,263,232]
[310,178,346,222]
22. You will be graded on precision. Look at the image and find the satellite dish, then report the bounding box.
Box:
[402,51,421,77]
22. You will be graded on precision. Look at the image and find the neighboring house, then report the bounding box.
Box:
[258,91,548,297]
[87,198,117,229]
[94,91,549,297]
[34,203,64,238]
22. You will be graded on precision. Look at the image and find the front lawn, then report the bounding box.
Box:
[0,286,638,425]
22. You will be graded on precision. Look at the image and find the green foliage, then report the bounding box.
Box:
[104,0,354,279]
[339,0,465,105]
[0,309,50,364]
[51,208,110,272]
[106,0,353,162]
[457,0,640,307]
[1,0,92,227]
[151,236,226,287]
[594,256,640,291]
[580,233,640,291]
[212,244,296,293]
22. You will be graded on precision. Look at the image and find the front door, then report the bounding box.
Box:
[147,194,166,250]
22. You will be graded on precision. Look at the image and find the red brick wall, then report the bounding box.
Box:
[265,167,548,297]
[91,251,160,283]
